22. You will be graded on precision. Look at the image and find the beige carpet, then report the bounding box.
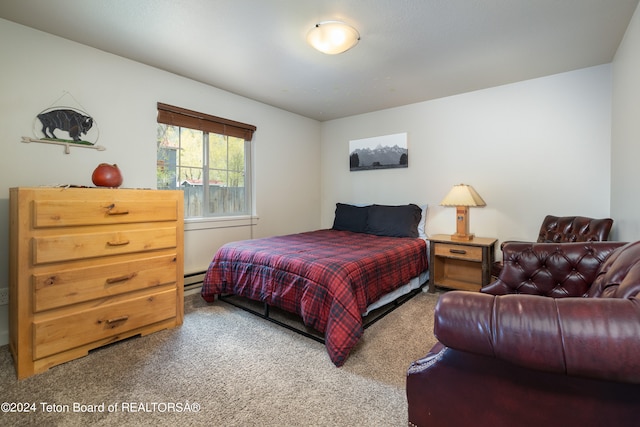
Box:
[0,289,440,426]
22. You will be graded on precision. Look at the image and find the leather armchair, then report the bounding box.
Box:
[537,214,613,243]
[407,241,640,427]
[491,215,613,277]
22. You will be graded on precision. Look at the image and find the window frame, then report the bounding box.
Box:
[156,103,256,220]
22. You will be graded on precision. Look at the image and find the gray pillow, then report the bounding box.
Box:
[365,204,422,238]
[332,203,369,233]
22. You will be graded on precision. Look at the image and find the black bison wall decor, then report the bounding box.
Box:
[37,109,94,142]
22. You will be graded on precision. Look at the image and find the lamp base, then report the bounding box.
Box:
[451,206,473,241]
[451,233,474,241]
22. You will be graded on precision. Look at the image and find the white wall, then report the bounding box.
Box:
[321,65,613,246]
[611,2,640,241]
[0,19,321,345]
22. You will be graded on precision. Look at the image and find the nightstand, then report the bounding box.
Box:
[428,234,497,292]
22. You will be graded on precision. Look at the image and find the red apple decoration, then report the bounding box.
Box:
[92,163,123,187]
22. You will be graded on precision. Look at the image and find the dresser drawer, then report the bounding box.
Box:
[434,243,483,261]
[33,288,177,359]
[32,254,178,312]
[33,199,178,228]
[33,227,177,264]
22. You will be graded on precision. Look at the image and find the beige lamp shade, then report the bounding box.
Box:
[307,21,360,54]
[440,184,486,241]
[440,184,486,207]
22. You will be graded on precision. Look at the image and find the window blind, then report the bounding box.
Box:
[157,102,256,140]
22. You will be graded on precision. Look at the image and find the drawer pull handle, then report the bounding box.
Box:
[105,315,129,325]
[106,203,130,215]
[449,249,467,255]
[106,273,137,284]
[107,240,130,246]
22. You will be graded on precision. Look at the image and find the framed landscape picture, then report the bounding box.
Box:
[349,132,408,171]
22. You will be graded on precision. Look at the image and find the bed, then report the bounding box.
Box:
[201,203,429,366]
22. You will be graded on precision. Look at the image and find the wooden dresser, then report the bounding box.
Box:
[9,187,184,379]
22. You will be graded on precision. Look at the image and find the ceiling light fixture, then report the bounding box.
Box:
[306,21,360,55]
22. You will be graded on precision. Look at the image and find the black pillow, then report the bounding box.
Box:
[332,203,369,233]
[365,204,422,238]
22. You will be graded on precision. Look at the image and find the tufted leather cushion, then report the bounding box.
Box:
[537,215,613,243]
[483,241,625,297]
[491,215,613,279]
[588,241,640,298]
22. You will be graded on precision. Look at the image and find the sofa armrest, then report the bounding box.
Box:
[482,241,625,296]
[434,291,640,383]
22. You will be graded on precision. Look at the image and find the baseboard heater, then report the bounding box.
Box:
[184,271,206,292]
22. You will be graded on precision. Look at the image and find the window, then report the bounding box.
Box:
[156,103,256,219]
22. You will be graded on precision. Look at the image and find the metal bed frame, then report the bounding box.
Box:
[217,281,428,344]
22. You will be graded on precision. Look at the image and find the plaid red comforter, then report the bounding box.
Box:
[201,229,428,366]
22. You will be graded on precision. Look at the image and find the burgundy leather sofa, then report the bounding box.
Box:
[407,240,640,427]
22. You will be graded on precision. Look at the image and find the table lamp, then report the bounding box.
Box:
[440,184,486,241]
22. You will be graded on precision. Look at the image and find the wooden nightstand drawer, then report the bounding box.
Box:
[33,288,177,359]
[434,243,483,261]
[32,253,179,312]
[429,235,497,293]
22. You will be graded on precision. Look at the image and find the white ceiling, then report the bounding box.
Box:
[1,0,638,121]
